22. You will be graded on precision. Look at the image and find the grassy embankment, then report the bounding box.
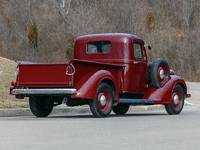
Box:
[0,57,29,109]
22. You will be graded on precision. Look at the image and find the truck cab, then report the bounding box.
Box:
[74,33,148,94]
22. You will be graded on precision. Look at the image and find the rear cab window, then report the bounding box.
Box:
[87,41,111,54]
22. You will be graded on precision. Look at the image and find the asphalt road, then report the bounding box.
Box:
[0,82,199,150]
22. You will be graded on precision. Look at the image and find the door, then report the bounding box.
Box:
[131,41,147,94]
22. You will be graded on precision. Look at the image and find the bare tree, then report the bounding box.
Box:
[167,0,199,29]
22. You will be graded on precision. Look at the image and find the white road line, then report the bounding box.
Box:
[185,100,193,106]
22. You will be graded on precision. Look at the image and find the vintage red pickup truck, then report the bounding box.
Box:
[10,33,190,118]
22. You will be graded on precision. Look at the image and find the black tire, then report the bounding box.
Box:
[29,96,53,117]
[113,104,130,115]
[151,58,170,88]
[165,84,185,115]
[89,82,113,118]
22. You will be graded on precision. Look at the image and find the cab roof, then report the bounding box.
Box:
[77,33,142,40]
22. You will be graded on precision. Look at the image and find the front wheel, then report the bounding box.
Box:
[89,82,113,118]
[165,84,185,115]
[29,96,53,117]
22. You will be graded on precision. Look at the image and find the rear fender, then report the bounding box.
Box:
[71,70,118,100]
[143,75,187,104]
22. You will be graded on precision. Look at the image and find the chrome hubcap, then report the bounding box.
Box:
[160,69,165,79]
[100,95,106,106]
[174,95,179,105]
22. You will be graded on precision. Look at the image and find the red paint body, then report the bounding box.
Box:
[11,33,188,105]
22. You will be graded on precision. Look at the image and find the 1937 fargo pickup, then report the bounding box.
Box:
[10,33,190,118]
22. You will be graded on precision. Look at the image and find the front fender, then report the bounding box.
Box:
[71,70,117,100]
[143,75,187,104]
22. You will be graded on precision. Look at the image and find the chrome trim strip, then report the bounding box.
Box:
[11,88,76,95]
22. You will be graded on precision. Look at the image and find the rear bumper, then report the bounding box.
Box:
[11,88,77,95]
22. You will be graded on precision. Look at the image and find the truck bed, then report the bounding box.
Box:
[16,63,73,88]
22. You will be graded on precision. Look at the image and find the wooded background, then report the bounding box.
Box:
[0,0,199,82]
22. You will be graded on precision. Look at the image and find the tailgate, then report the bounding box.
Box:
[16,63,74,87]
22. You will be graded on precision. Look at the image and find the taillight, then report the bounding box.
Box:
[16,94,23,99]
[11,81,16,87]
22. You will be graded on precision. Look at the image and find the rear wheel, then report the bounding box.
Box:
[29,96,53,117]
[89,83,113,118]
[113,104,130,115]
[165,84,185,115]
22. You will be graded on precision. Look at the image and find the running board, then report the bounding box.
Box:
[119,99,154,105]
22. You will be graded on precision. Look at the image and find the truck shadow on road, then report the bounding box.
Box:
[47,113,168,119]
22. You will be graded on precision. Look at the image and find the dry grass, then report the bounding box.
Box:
[0,57,29,109]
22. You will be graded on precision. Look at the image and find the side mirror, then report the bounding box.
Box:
[148,45,152,50]
[144,45,152,50]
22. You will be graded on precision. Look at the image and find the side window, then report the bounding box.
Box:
[133,43,143,58]
[87,41,111,53]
